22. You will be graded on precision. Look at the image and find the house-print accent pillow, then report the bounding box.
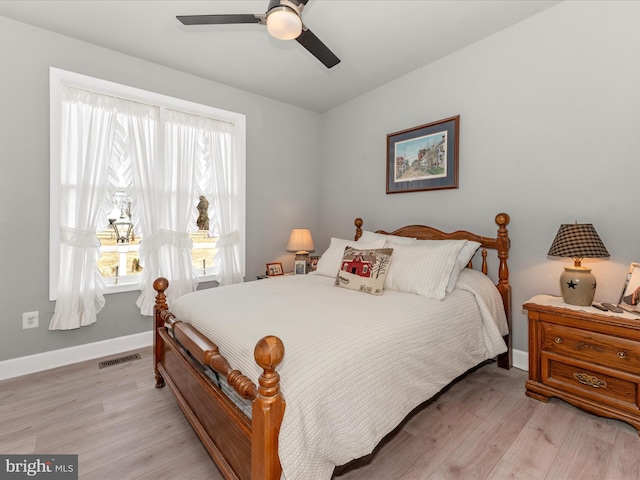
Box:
[335,247,393,295]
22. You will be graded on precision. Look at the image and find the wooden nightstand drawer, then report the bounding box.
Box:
[543,357,639,411]
[542,322,640,373]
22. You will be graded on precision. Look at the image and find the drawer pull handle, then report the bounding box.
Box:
[618,351,627,359]
[554,337,563,344]
[574,372,607,388]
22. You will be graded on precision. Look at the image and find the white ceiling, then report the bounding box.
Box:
[0,0,561,112]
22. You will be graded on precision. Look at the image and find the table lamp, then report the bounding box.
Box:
[286,228,314,273]
[547,222,609,306]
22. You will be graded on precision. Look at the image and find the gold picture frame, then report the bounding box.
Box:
[266,262,283,276]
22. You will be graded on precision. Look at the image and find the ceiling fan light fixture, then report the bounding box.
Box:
[266,6,302,40]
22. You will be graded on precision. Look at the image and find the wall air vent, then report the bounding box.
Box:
[98,353,141,369]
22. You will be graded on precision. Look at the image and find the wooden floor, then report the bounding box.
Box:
[1,347,638,480]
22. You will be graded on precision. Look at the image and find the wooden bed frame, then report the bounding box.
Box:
[153,213,511,480]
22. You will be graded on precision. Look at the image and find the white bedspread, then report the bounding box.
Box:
[170,268,508,480]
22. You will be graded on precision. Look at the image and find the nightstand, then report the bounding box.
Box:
[257,272,294,280]
[524,295,640,434]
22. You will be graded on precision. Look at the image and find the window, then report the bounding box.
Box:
[96,193,219,284]
[49,68,245,328]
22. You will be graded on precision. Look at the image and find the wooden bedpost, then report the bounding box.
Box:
[494,213,512,369]
[354,217,363,240]
[252,335,286,480]
[153,277,169,388]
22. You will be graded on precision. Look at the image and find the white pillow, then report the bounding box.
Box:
[315,238,386,277]
[358,230,417,245]
[447,240,481,292]
[384,241,466,300]
[413,239,481,292]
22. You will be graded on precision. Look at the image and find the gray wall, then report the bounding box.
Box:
[0,16,321,361]
[317,1,640,353]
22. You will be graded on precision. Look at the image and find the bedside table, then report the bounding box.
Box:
[524,295,640,434]
[257,272,294,280]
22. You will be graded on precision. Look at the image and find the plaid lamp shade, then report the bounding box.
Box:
[547,223,610,258]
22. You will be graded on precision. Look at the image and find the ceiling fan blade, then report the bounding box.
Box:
[296,28,340,68]
[177,14,262,26]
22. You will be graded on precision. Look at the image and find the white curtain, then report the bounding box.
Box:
[50,87,120,330]
[54,86,242,322]
[207,121,243,286]
[133,109,199,315]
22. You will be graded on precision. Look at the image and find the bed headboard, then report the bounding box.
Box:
[354,213,512,369]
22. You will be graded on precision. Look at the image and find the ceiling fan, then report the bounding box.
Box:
[177,0,340,69]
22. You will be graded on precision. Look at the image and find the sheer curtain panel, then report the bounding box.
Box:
[208,121,243,286]
[134,109,199,315]
[50,87,119,330]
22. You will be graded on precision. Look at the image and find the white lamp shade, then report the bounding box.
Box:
[266,7,302,40]
[286,228,314,253]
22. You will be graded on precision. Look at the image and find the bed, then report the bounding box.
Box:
[153,213,512,480]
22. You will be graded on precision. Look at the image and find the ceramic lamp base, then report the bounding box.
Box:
[295,252,310,273]
[560,266,596,306]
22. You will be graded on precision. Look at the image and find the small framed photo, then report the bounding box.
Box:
[618,262,640,312]
[294,260,306,275]
[266,262,283,276]
[309,255,320,271]
[386,115,459,194]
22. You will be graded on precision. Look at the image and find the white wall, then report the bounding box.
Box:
[317,1,640,353]
[0,16,321,362]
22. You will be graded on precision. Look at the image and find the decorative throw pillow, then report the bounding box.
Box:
[358,230,417,245]
[315,238,386,277]
[335,247,394,295]
[384,241,466,300]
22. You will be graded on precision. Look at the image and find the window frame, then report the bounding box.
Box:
[49,67,246,301]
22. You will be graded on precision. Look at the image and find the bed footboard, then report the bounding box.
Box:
[153,278,285,480]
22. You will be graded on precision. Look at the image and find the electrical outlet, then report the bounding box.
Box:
[22,311,39,329]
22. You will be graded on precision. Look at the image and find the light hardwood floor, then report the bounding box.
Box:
[1,347,638,479]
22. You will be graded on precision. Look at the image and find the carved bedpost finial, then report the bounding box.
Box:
[495,212,510,230]
[254,336,285,398]
[252,335,286,479]
[153,277,169,312]
[354,218,364,241]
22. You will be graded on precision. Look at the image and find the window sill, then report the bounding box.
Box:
[102,272,222,295]
[104,278,140,295]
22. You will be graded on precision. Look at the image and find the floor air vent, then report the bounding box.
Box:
[99,353,141,369]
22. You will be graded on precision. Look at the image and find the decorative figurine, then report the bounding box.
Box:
[196,196,209,230]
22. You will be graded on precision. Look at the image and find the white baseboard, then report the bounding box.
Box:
[512,348,528,371]
[0,330,153,381]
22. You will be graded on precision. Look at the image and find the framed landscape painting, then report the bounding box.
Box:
[386,115,459,194]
